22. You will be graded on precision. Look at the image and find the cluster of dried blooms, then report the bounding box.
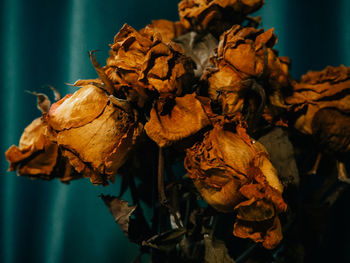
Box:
[5,0,350,262]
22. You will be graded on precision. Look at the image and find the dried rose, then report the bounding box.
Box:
[104,24,194,107]
[46,81,142,185]
[145,93,212,147]
[203,25,291,117]
[178,0,264,37]
[286,65,350,135]
[5,117,81,182]
[184,122,286,248]
[142,19,187,44]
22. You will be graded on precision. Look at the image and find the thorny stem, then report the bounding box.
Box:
[158,147,182,228]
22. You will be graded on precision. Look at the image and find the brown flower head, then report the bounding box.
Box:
[143,19,187,44]
[203,25,291,118]
[286,65,350,135]
[104,24,195,108]
[46,80,142,185]
[184,120,286,248]
[5,117,81,183]
[178,0,264,37]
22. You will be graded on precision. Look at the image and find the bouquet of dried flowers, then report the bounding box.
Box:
[5,0,350,262]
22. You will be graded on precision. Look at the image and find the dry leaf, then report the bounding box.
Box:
[204,235,236,263]
[174,31,218,77]
[101,195,137,236]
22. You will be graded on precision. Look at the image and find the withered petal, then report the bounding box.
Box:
[48,85,109,131]
[145,93,211,147]
[56,103,132,175]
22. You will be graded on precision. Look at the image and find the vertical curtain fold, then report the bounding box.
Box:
[1,0,21,261]
[1,0,349,263]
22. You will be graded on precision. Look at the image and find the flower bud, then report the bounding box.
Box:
[5,117,80,182]
[104,24,194,107]
[203,25,291,116]
[184,123,286,248]
[178,0,264,37]
[47,82,142,185]
[286,65,350,135]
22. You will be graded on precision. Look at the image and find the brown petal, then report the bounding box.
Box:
[48,85,109,131]
[56,103,133,175]
[145,93,211,147]
[233,216,283,249]
[5,118,57,176]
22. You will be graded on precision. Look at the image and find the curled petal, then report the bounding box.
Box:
[145,93,211,147]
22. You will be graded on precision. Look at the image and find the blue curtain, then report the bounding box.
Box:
[1,0,349,262]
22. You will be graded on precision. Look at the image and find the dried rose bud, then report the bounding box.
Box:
[145,93,212,147]
[5,117,81,182]
[203,25,291,116]
[286,65,350,135]
[178,0,264,37]
[47,81,142,185]
[104,24,194,107]
[143,19,187,43]
[184,123,286,248]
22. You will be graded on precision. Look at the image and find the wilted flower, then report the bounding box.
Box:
[104,24,194,107]
[178,0,264,37]
[143,19,187,44]
[203,25,291,117]
[184,121,286,248]
[46,81,142,185]
[286,65,350,135]
[5,117,80,182]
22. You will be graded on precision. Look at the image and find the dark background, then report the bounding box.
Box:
[1,0,349,262]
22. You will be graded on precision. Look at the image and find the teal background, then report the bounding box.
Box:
[1,0,349,262]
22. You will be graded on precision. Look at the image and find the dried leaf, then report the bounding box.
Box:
[142,228,186,252]
[100,195,137,236]
[25,91,51,113]
[47,85,62,101]
[258,127,299,187]
[204,235,235,263]
[174,31,218,77]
